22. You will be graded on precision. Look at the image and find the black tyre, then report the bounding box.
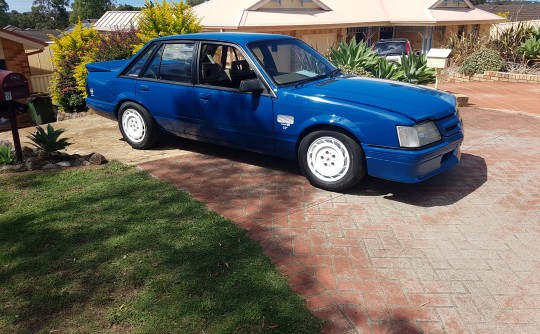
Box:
[118,102,159,149]
[298,130,366,191]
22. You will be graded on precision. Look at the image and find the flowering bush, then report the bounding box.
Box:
[50,20,97,112]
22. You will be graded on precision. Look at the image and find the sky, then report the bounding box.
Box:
[5,0,148,13]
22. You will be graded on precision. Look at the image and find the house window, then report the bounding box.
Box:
[0,60,6,71]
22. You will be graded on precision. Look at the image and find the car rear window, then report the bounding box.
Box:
[374,41,407,56]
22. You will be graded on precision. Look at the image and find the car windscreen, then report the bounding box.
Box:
[374,41,407,56]
[248,39,335,86]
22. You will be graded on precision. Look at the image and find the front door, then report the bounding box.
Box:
[193,42,275,154]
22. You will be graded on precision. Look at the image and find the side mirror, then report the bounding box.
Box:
[239,78,264,94]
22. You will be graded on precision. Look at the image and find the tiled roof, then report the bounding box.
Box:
[477,3,540,22]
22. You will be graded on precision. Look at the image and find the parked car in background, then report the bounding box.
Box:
[373,38,413,62]
[86,33,463,191]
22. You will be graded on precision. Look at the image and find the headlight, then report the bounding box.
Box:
[396,121,441,148]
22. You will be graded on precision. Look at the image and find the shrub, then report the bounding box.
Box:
[328,39,379,71]
[340,65,374,77]
[372,59,403,81]
[0,144,14,165]
[27,124,72,155]
[50,20,98,112]
[517,37,540,64]
[399,53,436,85]
[133,0,202,53]
[491,22,536,62]
[444,31,491,65]
[73,29,140,97]
[460,48,504,75]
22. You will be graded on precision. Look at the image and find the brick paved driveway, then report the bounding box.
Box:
[140,107,540,334]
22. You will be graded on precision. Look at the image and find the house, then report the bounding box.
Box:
[93,1,506,54]
[192,0,507,53]
[0,27,48,93]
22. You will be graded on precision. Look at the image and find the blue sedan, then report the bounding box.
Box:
[86,33,463,191]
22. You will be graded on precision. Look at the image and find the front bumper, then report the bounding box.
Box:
[363,133,463,183]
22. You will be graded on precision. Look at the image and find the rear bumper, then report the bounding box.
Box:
[363,133,463,183]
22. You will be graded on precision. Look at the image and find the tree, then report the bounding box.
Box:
[0,0,9,27]
[134,0,202,52]
[30,0,70,29]
[186,0,205,6]
[70,0,114,22]
[114,4,141,10]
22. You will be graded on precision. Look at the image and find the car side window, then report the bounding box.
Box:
[124,43,158,77]
[141,42,194,83]
[198,43,257,90]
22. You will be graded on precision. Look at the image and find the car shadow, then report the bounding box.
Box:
[147,136,487,208]
[347,153,487,207]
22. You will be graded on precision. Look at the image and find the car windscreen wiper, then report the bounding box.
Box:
[293,74,327,87]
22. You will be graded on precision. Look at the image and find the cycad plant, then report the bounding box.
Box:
[27,124,72,156]
[399,53,436,85]
[328,39,379,71]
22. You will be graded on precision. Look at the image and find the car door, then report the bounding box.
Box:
[134,41,197,136]
[192,42,275,154]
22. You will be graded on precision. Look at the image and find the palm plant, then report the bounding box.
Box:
[27,124,72,155]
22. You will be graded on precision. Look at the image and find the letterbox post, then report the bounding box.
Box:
[0,70,31,162]
[7,103,23,161]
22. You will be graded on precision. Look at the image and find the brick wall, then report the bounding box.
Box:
[1,37,33,92]
[442,70,540,84]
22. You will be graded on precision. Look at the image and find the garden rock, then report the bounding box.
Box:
[56,161,72,167]
[26,157,46,171]
[42,163,57,170]
[88,153,107,165]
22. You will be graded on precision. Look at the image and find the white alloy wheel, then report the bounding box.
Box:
[121,109,146,144]
[306,136,350,182]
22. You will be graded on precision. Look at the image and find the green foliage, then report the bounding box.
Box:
[29,0,70,29]
[329,40,435,84]
[460,48,505,75]
[444,32,491,65]
[50,20,98,112]
[518,37,540,62]
[399,53,436,85]
[70,0,114,23]
[491,22,536,62]
[134,0,202,53]
[74,29,140,97]
[340,65,374,77]
[0,144,14,165]
[371,59,403,81]
[27,124,72,154]
[328,39,379,71]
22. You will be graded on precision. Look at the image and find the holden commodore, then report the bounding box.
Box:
[86,33,463,191]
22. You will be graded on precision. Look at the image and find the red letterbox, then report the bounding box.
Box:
[0,70,30,101]
[0,70,31,161]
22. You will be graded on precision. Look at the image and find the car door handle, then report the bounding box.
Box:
[199,93,210,100]
[139,85,149,92]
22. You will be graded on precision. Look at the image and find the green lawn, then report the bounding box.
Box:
[0,163,321,334]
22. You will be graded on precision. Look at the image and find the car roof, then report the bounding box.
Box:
[154,32,294,44]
